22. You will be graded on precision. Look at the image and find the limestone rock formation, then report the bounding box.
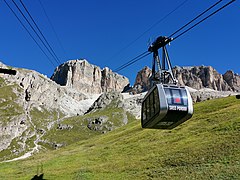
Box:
[0,62,101,161]
[174,66,231,91]
[223,70,240,92]
[86,91,124,113]
[132,65,240,92]
[1,59,239,162]
[132,66,152,94]
[84,92,133,133]
[51,59,129,94]
[2,68,91,116]
[122,93,145,119]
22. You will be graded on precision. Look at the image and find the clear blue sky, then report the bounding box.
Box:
[0,0,239,85]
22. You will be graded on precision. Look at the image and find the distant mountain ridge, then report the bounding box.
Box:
[132,65,240,93]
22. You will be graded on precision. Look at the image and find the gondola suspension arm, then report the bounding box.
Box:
[148,36,177,85]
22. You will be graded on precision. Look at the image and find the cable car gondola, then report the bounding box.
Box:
[141,36,193,129]
[0,67,16,75]
[141,84,193,129]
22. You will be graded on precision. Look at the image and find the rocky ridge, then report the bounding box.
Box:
[51,59,130,94]
[133,66,240,92]
[174,66,239,91]
[0,62,100,161]
[1,68,97,116]
[0,60,133,161]
[132,66,239,102]
[1,60,240,162]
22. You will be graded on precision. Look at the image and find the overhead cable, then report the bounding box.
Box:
[3,0,56,67]
[114,52,151,73]
[38,0,67,60]
[169,0,223,38]
[114,51,149,72]
[10,0,59,65]
[114,0,237,72]
[12,0,61,65]
[110,0,189,63]
[172,0,236,40]
[19,0,61,64]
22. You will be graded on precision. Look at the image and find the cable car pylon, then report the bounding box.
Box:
[148,36,177,85]
[141,36,193,129]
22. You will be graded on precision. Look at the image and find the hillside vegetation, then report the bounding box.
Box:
[0,96,240,179]
[0,77,135,160]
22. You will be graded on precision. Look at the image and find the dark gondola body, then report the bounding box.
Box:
[0,68,17,75]
[141,84,193,129]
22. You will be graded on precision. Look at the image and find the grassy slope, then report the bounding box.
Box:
[41,100,136,148]
[0,96,240,179]
[0,77,26,160]
[0,77,63,160]
[0,77,23,124]
[0,76,135,159]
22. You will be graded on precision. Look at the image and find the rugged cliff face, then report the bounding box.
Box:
[2,68,92,116]
[0,61,131,161]
[51,60,130,94]
[174,66,233,91]
[223,70,240,92]
[1,59,239,162]
[132,66,152,94]
[133,66,240,93]
[0,64,100,161]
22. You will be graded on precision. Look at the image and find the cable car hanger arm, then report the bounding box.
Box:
[148,36,173,53]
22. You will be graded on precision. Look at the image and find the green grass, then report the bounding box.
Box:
[0,77,28,161]
[42,102,136,148]
[30,107,59,128]
[0,96,239,179]
[0,76,135,160]
[0,76,5,85]
[0,78,24,124]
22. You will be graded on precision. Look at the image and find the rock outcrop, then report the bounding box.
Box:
[86,91,124,113]
[174,66,232,91]
[132,66,240,93]
[0,61,7,68]
[0,62,101,161]
[1,59,240,162]
[223,70,240,92]
[131,66,152,94]
[2,68,93,116]
[84,92,133,133]
[51,60,129,94]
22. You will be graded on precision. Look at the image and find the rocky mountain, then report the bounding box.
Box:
[1,68,97,116]
[0,59,239,162]
[130,65,240,102]
[132,66,152,94]
[223,70,240,92]
[133,65,240,92]
[0,65,98,161]
[51,59,130,94]
[174,66,239,91]
[2,95,240,179]
[0,60,135,161]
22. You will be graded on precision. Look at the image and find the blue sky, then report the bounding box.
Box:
[0,0,239,85]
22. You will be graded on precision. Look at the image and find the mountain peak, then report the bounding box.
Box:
[51,59,130,94]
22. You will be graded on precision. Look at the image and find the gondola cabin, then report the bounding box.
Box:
[0,68,16,75]
[141,84,193,129]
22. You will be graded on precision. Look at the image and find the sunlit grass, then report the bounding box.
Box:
[0,96,239,179]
